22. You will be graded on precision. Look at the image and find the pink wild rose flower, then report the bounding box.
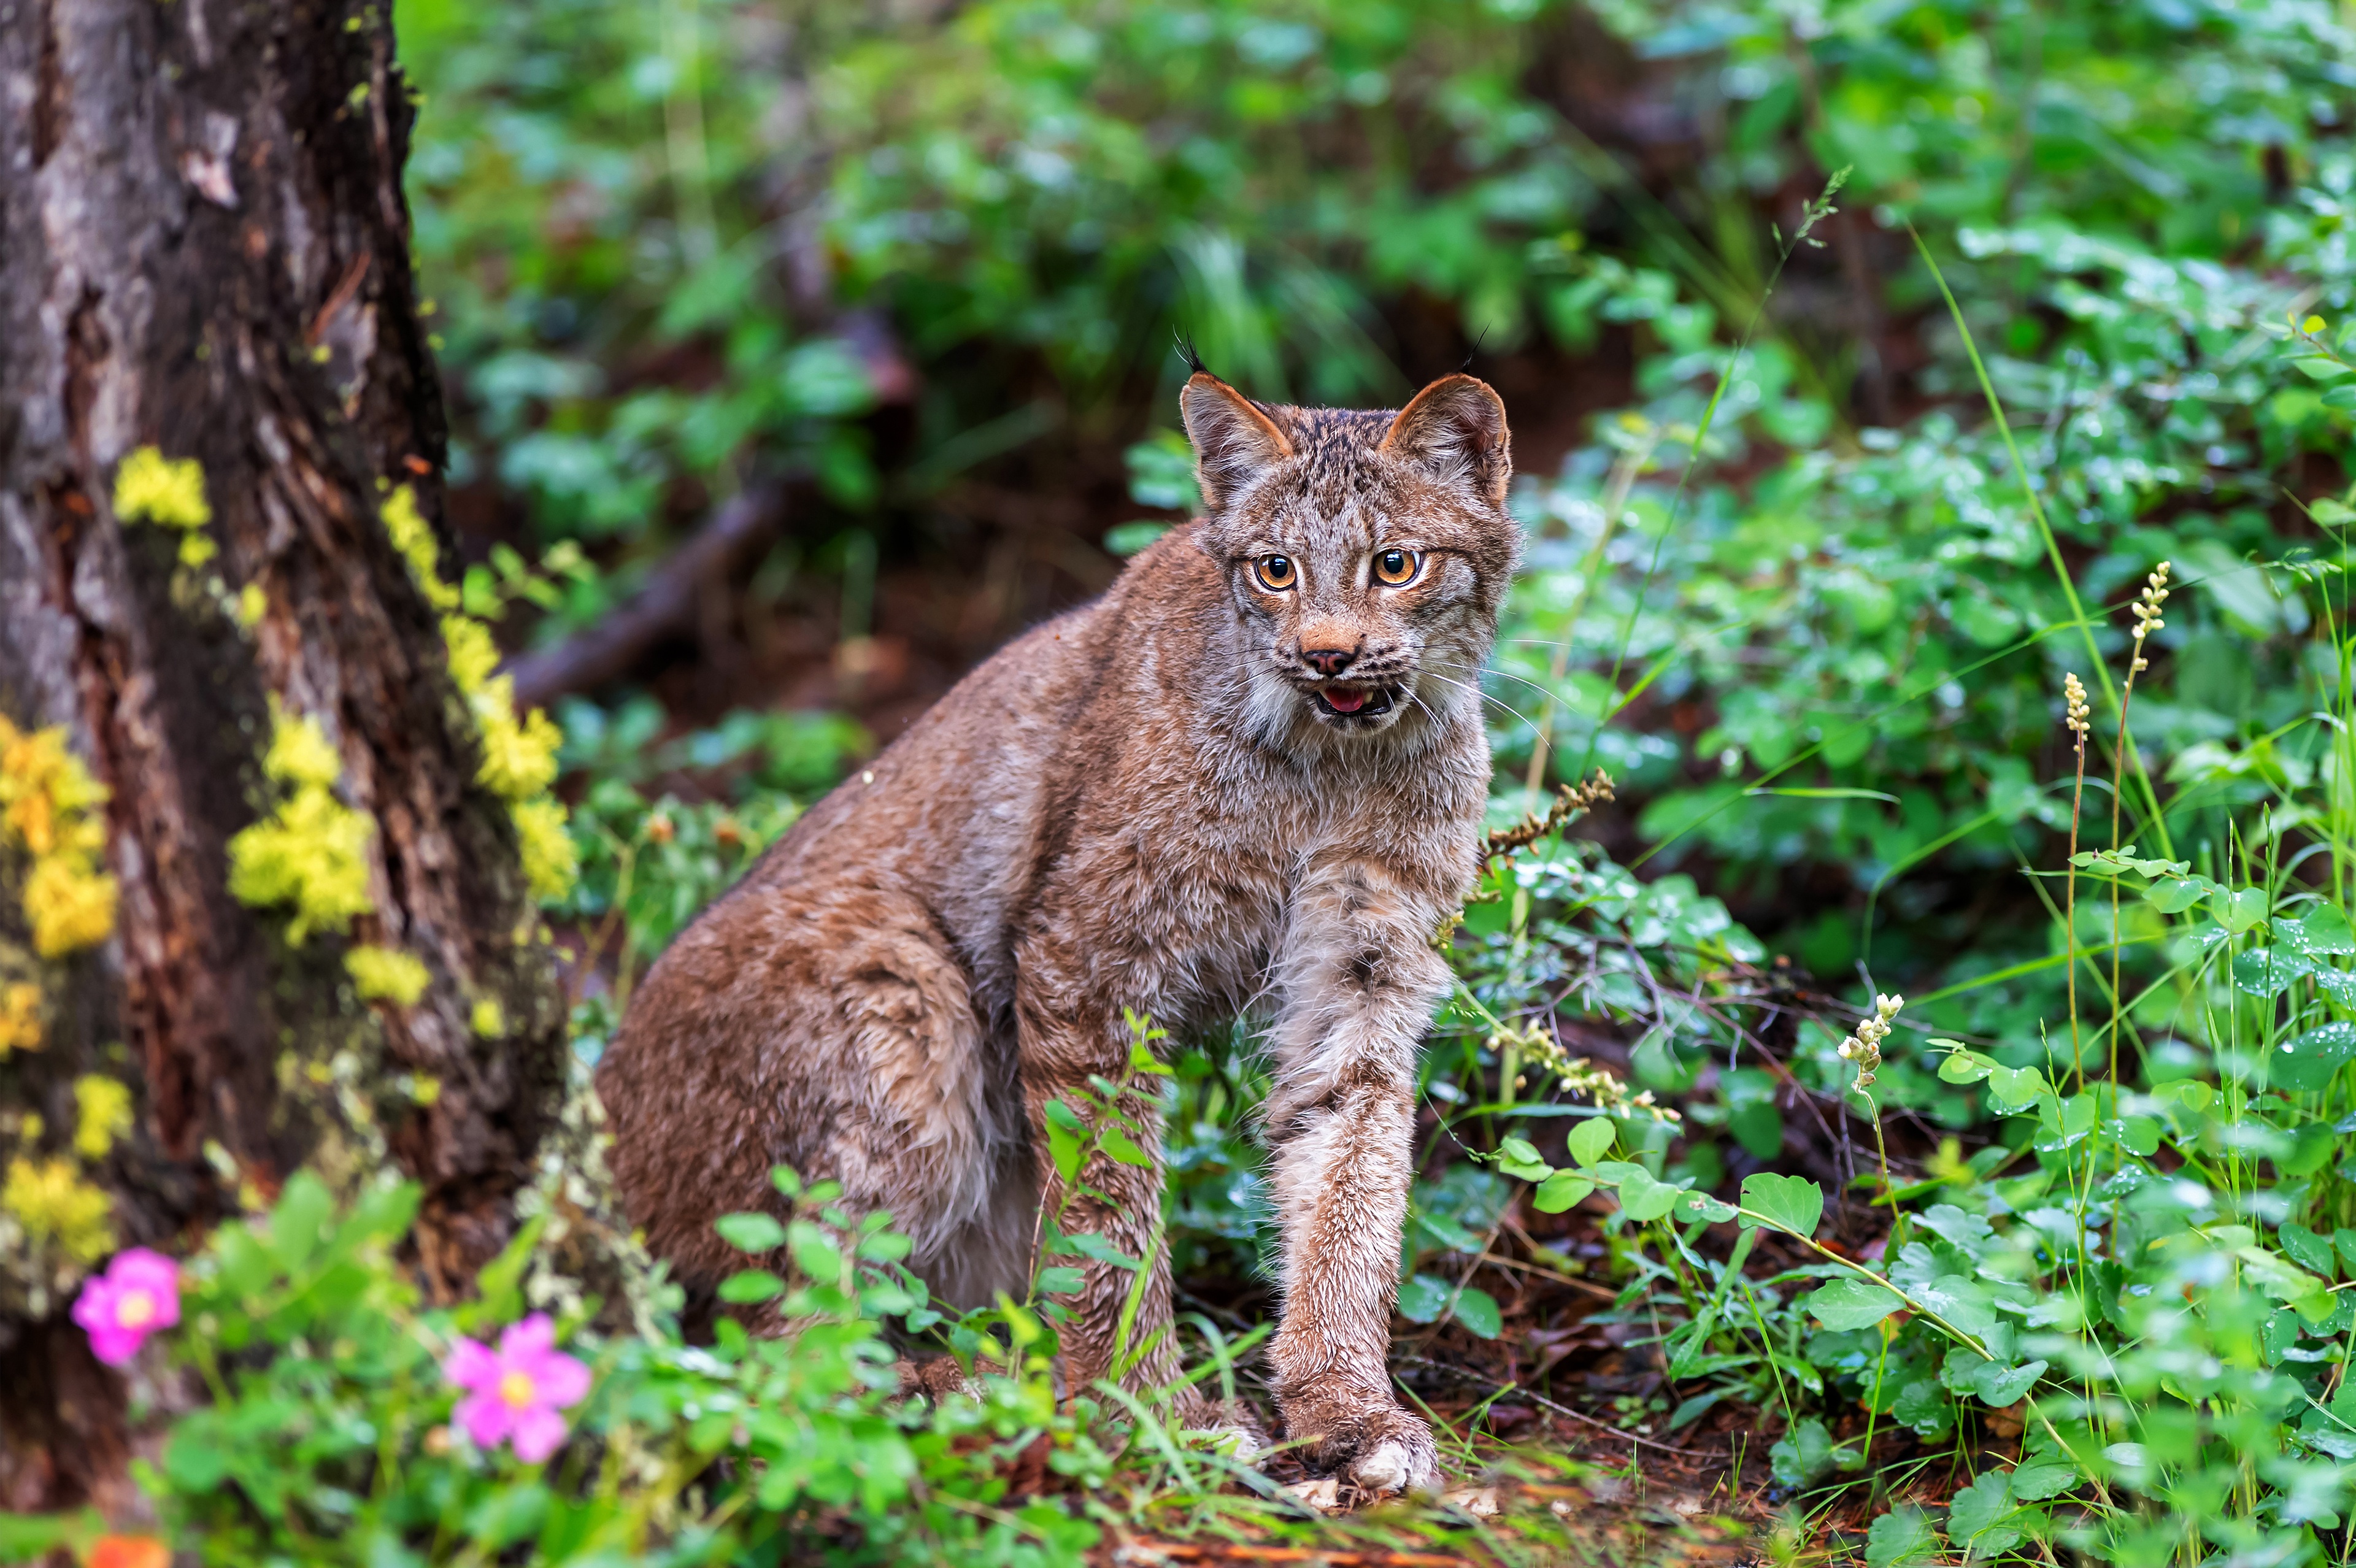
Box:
[72,1248,181,1366]
[444,1313,591,1462]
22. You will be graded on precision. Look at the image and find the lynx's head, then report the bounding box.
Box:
[1180,370,1520,750]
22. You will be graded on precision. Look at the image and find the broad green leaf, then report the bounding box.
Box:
[1497,1135,1553,1181]
[2008,1458,2079,1501]
[1034,1266,1085,1296]
[1597,1161,1680,1222]
[1974,1358,2047,1407]
[1453,1285,1503,1339]
[1674,1189,1739,1224]
[1807,1275,1903,1331]
[714,1212,786,1254]
[2233,947,2314,996]
[1864,1504,1939,1568]
[1533,1170,1596,1213]
[2236,1244,2328,1307]
[1985,1063,2049,1111]
[2212,885,2269,935]
[1769,1417,1839,1486]
[2273,1021,2356,1093]
[716,1269,785,1303]
[1739,1172,1823,1236]
[787,1219,844,1282]
[1395,1272,1451,1324]
[2282,907,2356,956]
[1566,1117,1617,1167]
[1938,1050,1995,1084]
[2145,876,2215,914]
[1098,1126,1154,1167]
[1945,1472,2021,1561]
[1047,1116,1085,1183]
[2280,1221,2338,1277]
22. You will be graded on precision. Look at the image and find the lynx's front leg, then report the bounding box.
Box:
[1264,860,1455,1494]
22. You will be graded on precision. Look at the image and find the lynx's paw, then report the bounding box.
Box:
[1347,1407,1438,1496]
[1282,1384,1439,1497]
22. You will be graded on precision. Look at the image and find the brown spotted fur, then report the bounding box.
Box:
[597,372,1518,1493]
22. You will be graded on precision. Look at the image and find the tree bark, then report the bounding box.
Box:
[0,0,566,1513]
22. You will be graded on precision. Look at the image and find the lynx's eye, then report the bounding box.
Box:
[1373,548,1422,586]
[1253,555,1298,591]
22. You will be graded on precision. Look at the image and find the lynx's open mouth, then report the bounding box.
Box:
[1311,684,1398,723]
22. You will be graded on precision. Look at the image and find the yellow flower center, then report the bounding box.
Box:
[117,1289,155,1329]
[499,1370,537,1409]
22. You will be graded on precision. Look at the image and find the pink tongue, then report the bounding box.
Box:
[1323,688,1368,713]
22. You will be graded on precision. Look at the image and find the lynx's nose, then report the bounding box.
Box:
[1299,643,1360,675]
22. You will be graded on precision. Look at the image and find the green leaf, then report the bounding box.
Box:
[1098,1126,1154,1167]
[1864,1505,1939,1568]
[2146,875,2215,914]
[1674,1189,1738,1224]
[1769,1417,1839,1486]
[2008,1458,2079,1501]
[1034,1266,1085,1296]
[2212,885,2269,935]
[1452,1286,1503,1339]
[2284,906,2356,955]
[464,1483,550,1550]
[714,1212,787,1254]
[788,1220,844,1282]
[1739,1172,1823,1237]
[1598,1161,1681,1222]
[2281,1221,2339,1278]
[1974,1358,2047,1407]
[2274,1021,2356,1093]
[270,1170,336,1267]
[1566,1117,1617,1166]
[1945,1472,2021,1561]
[1047,1116,1085,1183]
[1532,1170,1596,1213]
[1938,1050,1995,1084]
[1496,1135,1553,1181]
[1807,1275,1903,1331]
[1396,1272,1451,1324]
[716,1269,786,1303]
[1985,1063,2049,1111]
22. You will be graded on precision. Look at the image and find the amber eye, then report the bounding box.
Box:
[1373,548,1421,586]
[1253,555,1298,591]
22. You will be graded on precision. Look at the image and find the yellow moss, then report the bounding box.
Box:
[470,997,505,1039]
[3,1156,114,1264]
[113,447,215,568]
[236,582,269,629]
[0,718,118,958]
[226,703,375,945]
[346,945,430,1005]
[442,615,500,695]
[512,796,578,902]
[0,983,40,1056]
[474,692,563,801]
[23,859,119,958]
[383,486,460,610]
[73,1075,133,1159]
[383,485,578,907]
[261,705,346,791]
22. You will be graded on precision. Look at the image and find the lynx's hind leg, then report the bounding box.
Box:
[599,885,1026,1309]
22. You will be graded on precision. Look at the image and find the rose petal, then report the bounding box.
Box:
[509,1404,569,1465]
[85,1324,147,1367]
[453,1389,515,1450]
[443,1335,499,1393]
[529,1351,591,1409]
[499,1313,556,1359]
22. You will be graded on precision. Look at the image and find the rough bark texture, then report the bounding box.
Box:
[0,0,565,1512]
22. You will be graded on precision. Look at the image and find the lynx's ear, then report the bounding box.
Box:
[1380,374,1512,511]
[1180,372,1293,513]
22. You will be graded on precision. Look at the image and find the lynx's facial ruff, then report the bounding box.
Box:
[1181,374,1517,755]
[598,369,1516,1497]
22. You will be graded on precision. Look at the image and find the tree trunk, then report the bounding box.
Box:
[0,0,567,1513]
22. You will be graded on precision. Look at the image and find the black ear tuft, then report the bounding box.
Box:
[1379,374,1512,511]
[1179,371,1293,513]
[1174,331,1212,379]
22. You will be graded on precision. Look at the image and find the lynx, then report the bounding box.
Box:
[597,369,1517,1494]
